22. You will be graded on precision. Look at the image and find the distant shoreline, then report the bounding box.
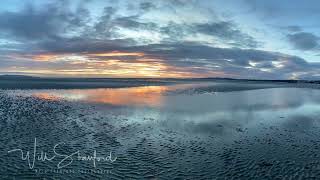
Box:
[0,75,319,90]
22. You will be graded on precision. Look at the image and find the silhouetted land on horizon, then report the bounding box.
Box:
[0,75,319,89]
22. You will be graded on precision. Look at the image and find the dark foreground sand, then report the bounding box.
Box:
[1,82,320,179]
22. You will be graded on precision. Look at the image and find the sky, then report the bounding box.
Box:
[0,0,319,79]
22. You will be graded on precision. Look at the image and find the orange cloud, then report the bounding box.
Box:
[32,54,61,61]
[5,51,223,78]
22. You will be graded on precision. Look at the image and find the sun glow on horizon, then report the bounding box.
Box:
[5,51,223,78]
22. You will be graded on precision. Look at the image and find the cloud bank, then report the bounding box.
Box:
[0,0,319,79]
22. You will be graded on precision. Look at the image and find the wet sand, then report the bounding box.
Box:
[1,81,320,179]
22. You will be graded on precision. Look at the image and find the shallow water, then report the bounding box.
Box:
[2,82,320,179]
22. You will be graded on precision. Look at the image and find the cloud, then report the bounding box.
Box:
[285,25,302,32]
[37,37,136,54]
[0,0,319,79]
[9,39,317,79]
[0,0,258,48]
[139,2,156,11]
[159,21,259,48]
[287,32,319,50]
[0,1,89,41]
[195,21,259,48]
[112,16,158,31]
[140,43,319,79]
[93,6,116,38]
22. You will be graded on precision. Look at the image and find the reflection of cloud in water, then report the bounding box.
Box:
[29,83,215,107]
[29,85,320,139]
[162,88,320,113]
[28,83,320,113]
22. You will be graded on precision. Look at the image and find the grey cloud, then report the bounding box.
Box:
[287,32,319,50]
[92,6,158,39]
[139,2,156,11]
[112,16,158,31]
[0,1,89,41]
[97,16,259,48]
[285,25,302,32]
[195,22,259,48]
[37,37,135,54]
[141,43,317,79]
[142,43,277,63]
[0,0,259,49]
[160,22,191,41]
[93,6,117,38]
[159,21,259,48]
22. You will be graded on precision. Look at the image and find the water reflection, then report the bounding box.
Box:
[31,85,186,106]
[30,84,320,111]
[29,84,320,139]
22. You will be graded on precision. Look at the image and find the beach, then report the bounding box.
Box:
[1,80,320,179]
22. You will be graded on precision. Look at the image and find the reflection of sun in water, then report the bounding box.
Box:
[33,92,86,101]
[83,86,169,106]
[32,86,172,106]
[33,93,60,101]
